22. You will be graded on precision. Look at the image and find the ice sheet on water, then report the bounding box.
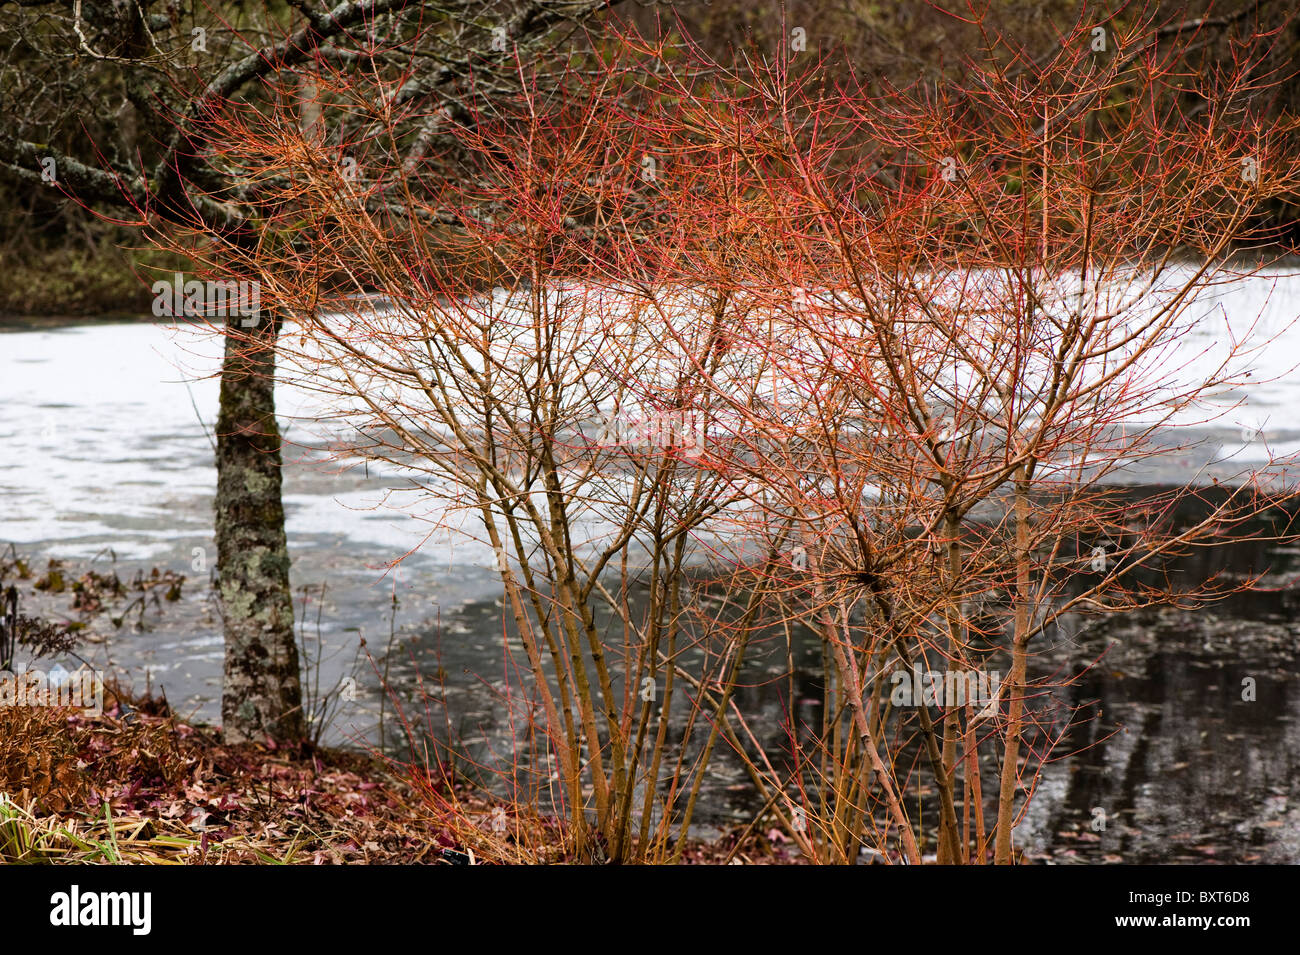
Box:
[2,265,1298,555]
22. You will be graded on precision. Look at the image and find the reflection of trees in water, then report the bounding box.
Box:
[1033,607,1300,861]
[385,493,1300,857]
[1005,493,1300,862]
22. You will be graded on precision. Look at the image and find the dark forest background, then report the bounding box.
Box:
[2,0,1297,317]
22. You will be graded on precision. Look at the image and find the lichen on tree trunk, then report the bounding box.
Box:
[214,314,304,744]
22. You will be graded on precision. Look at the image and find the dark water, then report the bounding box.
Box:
[366,491,1300,862]
[1027,567,1300,863]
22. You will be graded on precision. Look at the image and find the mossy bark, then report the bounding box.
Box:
[214,315,304,744]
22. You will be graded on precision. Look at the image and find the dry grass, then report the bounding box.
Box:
[0,681,801,864]
[0,684,509,864]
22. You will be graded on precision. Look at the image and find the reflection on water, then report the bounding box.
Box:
[380,492,1300,864]
[1026,534,1300,864]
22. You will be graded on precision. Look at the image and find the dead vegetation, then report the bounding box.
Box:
[0,682,788,864]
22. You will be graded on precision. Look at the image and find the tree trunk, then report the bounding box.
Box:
[994,472,1032,863]
[214,315,304,744]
